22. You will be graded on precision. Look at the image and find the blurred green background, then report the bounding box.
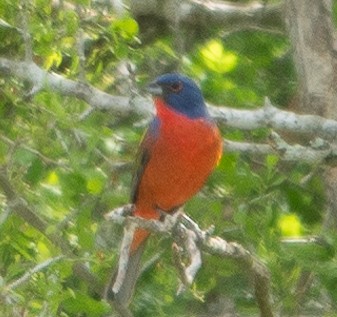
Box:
[0,0,337,316]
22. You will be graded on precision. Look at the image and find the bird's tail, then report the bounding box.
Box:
[105,208,159,306]
[104,237,147,306]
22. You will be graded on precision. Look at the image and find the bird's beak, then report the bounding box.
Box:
[146,82,163,96]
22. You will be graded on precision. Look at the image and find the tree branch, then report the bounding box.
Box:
[105,205,274,317]
[0,58,152,116]
[180,226,202,292]
[224,136,336,165]
[130,0,284,40]
[4,57,337,167]
[3,57,337,143]
[3,256,64,292]
[183,0,283,30]
[225,131,337,165]
[213,98,337,140]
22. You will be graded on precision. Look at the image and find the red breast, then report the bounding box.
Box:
[135,98,222,214]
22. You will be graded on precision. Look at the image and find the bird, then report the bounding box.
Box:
[106,73,222,308]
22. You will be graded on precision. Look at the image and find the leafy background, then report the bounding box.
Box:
[0,0,336,316]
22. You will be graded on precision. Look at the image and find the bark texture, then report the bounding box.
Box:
[285,0,337,227]
[285,0,337,117]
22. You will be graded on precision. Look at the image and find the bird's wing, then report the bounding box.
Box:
[130,117,160,203]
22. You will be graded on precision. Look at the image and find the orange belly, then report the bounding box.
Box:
[135,111,222,216]
[131,100,222,252]
[135,102,222,218]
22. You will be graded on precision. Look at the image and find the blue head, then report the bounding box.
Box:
[147,73,209,119]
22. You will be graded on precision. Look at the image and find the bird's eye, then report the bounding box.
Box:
[169,81,183,93]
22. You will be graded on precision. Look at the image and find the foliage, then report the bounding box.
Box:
[0,0,336,316]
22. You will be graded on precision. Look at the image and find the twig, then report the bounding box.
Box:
[172,243,188,294]
[0,170,104,296]
[172,222,202,295]
[0,134,65,167]
[183,229,201,286]
[20,0,33,61]
[76,5,86,83]
[104,206,176,234]
[3,256,64,292]
[269,131,336,164]
[0,206,11,227]
[104,204,135,223]
[174,226,202,295]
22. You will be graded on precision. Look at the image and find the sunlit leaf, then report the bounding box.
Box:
[112,17,139,39]
[200,39,238,73]
[44,51,63,70]
[46,170,59,185]
[37,241,52,260]
[278,213,302,237]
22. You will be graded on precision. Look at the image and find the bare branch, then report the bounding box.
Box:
[0,18,19,31]
[172,223,202,295]
[3,58,337,143]
[3,57,337,168]
[0,58,152,116]
[269,131,335,164]
[182,228,202,287]
[212,98,337,140]
[225,139,273,156]
[172,243,188,294]
[112,221,137,295]
[104,204,134,223]
[105,205,274,317]
[3,256,64,292]
[225,134,337,165]
[3,57,337,142]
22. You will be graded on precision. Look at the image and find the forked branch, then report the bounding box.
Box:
[105,205,274,317]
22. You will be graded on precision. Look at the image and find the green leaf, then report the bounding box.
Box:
[266,154,279,170]
[25,158,45,185]
[61,291,111,316]
[112,17,139,39]
[86,168,107,195]
[44,50,63,70]
[282,237,335,264]
[278,213,302,237]
[58,171,87,202]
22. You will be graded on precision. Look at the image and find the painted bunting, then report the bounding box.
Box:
[106,73,222,307]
